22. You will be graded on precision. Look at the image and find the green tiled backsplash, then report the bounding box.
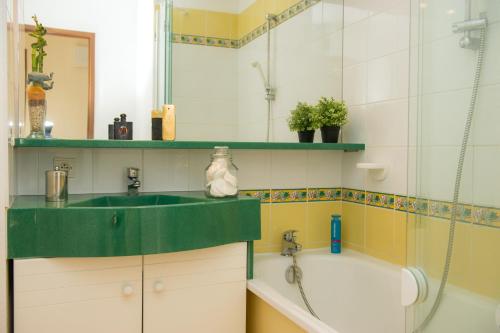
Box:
[173,0,320,49]
[240,188,500,228]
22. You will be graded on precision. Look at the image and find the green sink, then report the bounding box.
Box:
[8,192,260,259]
[68,194,207,207]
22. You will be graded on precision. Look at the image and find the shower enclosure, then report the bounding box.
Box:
[408,0,500,332]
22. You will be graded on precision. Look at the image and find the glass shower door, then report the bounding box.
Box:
[408,0,500,332]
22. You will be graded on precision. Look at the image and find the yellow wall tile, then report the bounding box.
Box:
[205,11,238,39]
[269,203,307,249]
[394,211,408,266]
[406,213,416,266]
[365,206,397,264]
[305,201,342,248]
[275,0,301,14]
[342,202,365,249]
[247,290,306,333]
[254,204,271,253]
[176,8,206,36]
[465,224,500,299]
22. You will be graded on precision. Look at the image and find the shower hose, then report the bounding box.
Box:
[414,27,487,332]
[292,254,320,319]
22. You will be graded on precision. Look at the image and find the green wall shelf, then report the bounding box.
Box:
[14,138,365,151]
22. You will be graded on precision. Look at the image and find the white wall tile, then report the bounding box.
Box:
[473,84,500,146]
[473,146,500,207]
[418,146,474,203]
[365,99,408,147]
[343,19,368,67]
[142,150,189,192]
[342,104,367,144]
[364,146,408,195]
[36,149,93,194]
[232,150,271,190]
[341,151,366,190]
[188,150,210,191]
[92,149,142,193]
[307,151,342,188]
[270,151,308,189]
[366,56,392,103]
[15,149,38,195]
[420,88,471,147]
[343,63,367,106]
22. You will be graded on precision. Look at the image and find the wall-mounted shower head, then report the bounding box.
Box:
[452,13,487,50]
[452,17,487,33]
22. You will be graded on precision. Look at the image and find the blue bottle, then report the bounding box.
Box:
[331,214,341,253]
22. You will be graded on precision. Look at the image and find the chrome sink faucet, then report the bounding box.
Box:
[281,230,302,256]
[127,167,141,195]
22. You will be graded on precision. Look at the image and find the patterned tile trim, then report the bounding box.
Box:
[172,0,321,49]
[342,188,365,205]
[239,189,271,203]
[240,188,500,228]
[240,188,342,203]
[366,191,395,209]
[172,34,239,48]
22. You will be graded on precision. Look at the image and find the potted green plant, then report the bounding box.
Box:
[316,97,347,143]
[288,102,318,143]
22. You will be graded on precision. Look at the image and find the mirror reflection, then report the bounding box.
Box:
[171,0,343,142]
[16,0,343,142]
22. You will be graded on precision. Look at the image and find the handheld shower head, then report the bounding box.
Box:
[251,61,268,88]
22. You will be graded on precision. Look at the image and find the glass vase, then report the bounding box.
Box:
[27,84,47,139]
[205,147,239,198]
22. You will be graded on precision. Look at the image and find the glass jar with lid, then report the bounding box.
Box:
[205,146,239,198]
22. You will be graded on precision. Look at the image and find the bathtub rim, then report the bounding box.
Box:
[247,278,338,333]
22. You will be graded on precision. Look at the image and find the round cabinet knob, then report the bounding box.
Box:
[154,281,165,293]
[122,284,134,296]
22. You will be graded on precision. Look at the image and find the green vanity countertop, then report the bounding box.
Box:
[8,192,261,259]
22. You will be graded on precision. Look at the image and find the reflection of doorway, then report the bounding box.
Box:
[22,26,95,139]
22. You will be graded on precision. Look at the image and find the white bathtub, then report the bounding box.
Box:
[248,248,405,333]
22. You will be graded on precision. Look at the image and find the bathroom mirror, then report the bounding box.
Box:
[21,25,94,139]
[14,0,343,142]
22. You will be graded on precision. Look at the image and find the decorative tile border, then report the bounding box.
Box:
[172,0,321,49]
[240,188,500,228]
[271,189,308,203]
[342,188,365,205]
[172,33,239,48]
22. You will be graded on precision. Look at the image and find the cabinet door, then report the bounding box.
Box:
[143,243,247,333]
[14,256,142,333]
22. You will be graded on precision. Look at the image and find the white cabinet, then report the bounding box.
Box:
[14,256,142,333]
[14,243,247,333]
[143,243,247,333]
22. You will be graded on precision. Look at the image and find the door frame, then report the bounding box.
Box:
[23,24,95,139]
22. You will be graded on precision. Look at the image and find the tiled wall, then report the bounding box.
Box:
[408,0,500,303]
[339,0,411,266]
[15,148,342,194]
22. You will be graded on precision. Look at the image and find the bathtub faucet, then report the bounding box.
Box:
[281,230,302,256]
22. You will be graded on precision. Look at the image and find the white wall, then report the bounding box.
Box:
[341,0,410,195]
[22,0,154,139]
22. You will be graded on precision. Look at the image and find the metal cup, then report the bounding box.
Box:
[46,167,68,202]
